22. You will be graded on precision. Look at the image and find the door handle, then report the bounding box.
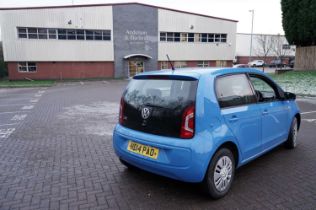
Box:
[229,115,239,122]
[262,109,268,115]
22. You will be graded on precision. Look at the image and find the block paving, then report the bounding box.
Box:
[0,81,315,210]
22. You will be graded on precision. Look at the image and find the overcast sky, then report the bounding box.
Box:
[0,0,284,35]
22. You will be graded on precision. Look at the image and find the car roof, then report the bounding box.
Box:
[134,67,266,79]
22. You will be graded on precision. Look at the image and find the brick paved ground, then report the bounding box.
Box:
[0,81,315,210]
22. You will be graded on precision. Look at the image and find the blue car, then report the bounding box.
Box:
[113,68,300,199]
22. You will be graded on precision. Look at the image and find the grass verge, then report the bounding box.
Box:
[0,79,55,88]
[269,70,316,97]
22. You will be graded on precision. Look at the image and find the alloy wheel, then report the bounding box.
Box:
[213,156,233,192]
[292,120,298,147]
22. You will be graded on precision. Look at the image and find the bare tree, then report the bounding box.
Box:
[255,34,273,71]
[270,34,292,66]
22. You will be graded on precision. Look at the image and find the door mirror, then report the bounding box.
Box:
[277,86,285,99]
[284,92,296,100]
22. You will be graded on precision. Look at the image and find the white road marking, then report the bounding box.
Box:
[0,128,15,139]
[35,94,42,97]
[301,110,316,115]
[38,90,45,94]
[302,119,316,123]
[21,105,34,110]
[11,114,27,121]
[0,111,30,115]
[0,123,18,127]
[30,99,39,103]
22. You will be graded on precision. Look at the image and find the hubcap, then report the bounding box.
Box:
[214,156,233,192]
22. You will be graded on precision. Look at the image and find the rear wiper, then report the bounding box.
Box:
[144,104,167,109]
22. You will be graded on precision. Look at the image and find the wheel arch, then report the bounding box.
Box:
[202,140,240,182]
[213,141,240,168]
[295,113,301,131]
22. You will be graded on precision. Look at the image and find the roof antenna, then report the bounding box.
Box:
[166,54,175,71]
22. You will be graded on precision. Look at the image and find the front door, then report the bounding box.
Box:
[248,74,290,150]
[128,60,144,77]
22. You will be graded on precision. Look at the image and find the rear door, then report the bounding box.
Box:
[121,76,198,138]
[248,74,290,150]
[216,74,262,161]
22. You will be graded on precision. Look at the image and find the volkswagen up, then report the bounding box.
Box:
[113,68,300,199]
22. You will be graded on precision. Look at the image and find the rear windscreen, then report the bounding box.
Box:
[121,78,198,138]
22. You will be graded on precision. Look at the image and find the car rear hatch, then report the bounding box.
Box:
[119,75,198,139]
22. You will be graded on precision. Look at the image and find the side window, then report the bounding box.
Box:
[216,74,256,108]
[249,75,277,102]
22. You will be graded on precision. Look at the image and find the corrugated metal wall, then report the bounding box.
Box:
[1,6,114,62]
[1,4,238,63]
[158,9,237,61]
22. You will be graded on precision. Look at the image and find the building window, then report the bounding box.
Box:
[28,28,38,39]
[201,33,208,42]
[197,61,209,67]
[161,61,169,69]
[58,29,67,40]
[67,29,76,40]
[17,27,27,38]
[17,27,111,41]
[216,60,227,67]
[167,32,174,42]
[174,33,180,42]
[215,34,221,42]
[160,32,166,41]
[174,61,187,68]
[94,30,103,40]
[85,30,93,40]
[18,62,37,72]
[48,29,57,39]
[208,34,214,42]
[76,29,85,40]
[220,34,227,43]
[180,33,188,42]
[188,33,194,42]
[159,31,227,43]
[194,33,201,42]
[102,30,111,40]
[38,28,48,39]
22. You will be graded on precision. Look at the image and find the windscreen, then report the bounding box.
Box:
[121,78,198,138]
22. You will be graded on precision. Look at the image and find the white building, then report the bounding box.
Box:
[0,41,3,59]
[236,33,295,64]
[0,3,237,80]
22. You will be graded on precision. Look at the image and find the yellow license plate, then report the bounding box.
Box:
[127,141,159,159]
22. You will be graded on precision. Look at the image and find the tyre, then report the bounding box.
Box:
[204,148,235,199]
[285,118,298,149]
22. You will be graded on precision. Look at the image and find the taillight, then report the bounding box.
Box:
[180,105,195,139]
[119,97,125,124]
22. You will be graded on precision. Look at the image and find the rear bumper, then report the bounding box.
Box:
[113,124,213,183]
